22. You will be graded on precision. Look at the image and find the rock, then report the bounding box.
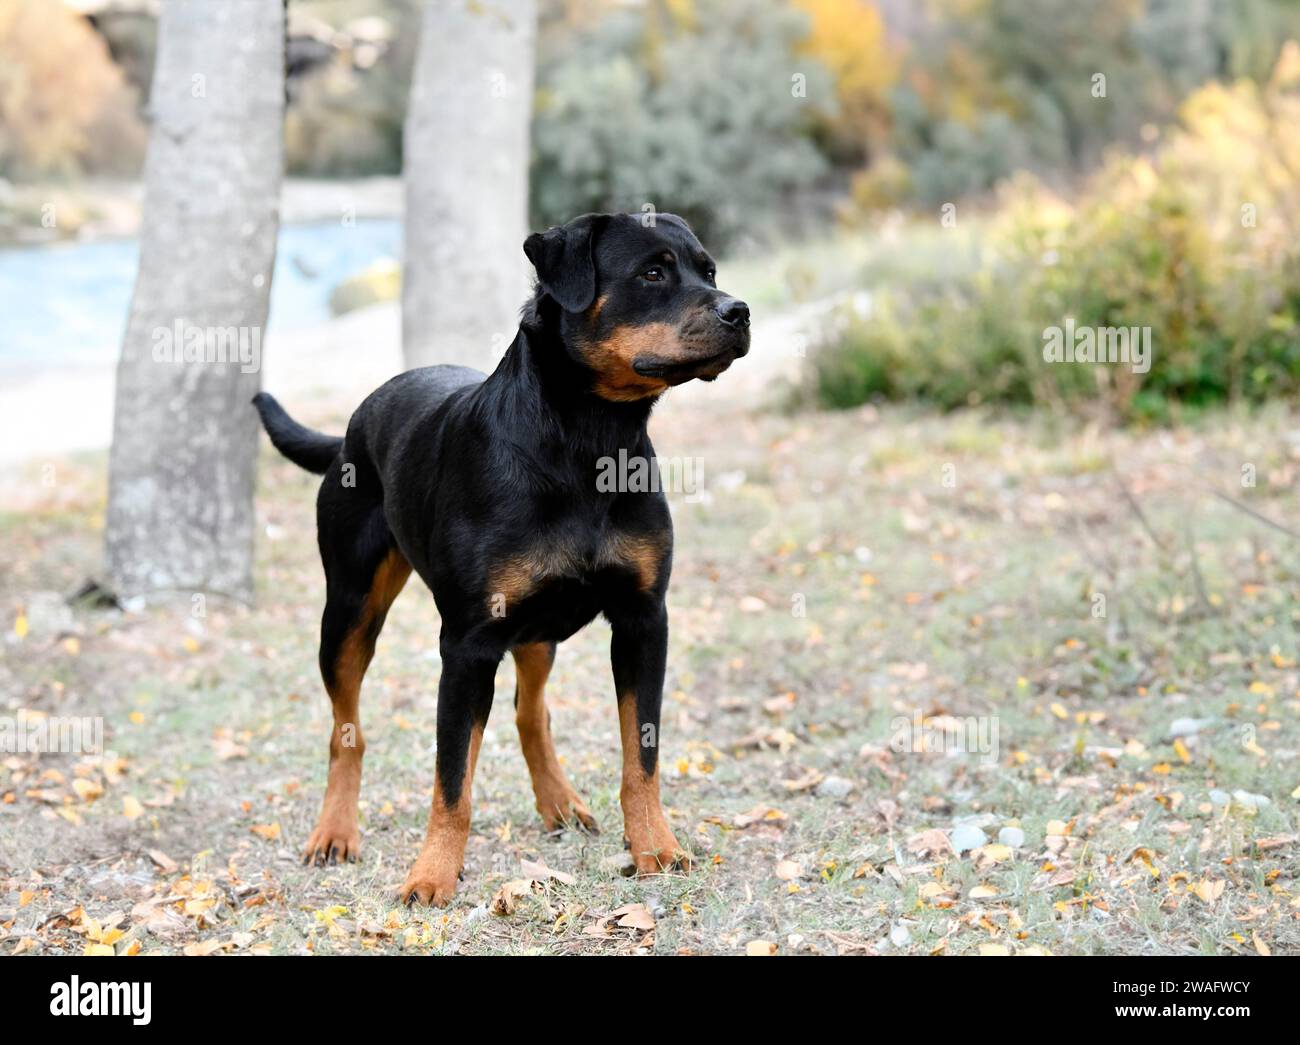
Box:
[1209,789,1231,807]
[601,852,637,877]
[1169,717,1213,738]
[950,824,988,854]
[952,812,999,830]
[815,775,854,799]
[889,924,911,947]
[465,905,489,925]
[998,826,1026,848]
[328,259,401,316]
[1232,790,1271,812]
[23,591,80,638]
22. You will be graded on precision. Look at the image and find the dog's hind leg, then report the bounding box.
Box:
[512,642,598,833]
[305,485,411,866]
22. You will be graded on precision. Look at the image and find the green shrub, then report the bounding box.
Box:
[811,52,1300,423]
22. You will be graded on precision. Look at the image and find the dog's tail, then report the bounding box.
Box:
[251,392,343,475]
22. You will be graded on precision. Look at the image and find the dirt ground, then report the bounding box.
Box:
[2,388,1298,955]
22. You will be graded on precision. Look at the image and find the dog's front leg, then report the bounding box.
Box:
[610,600,692,874]
[399,641,498,906]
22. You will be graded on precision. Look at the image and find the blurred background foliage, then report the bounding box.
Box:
[3,0,1299,422]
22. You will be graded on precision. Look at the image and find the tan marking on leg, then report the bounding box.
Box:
[513,643,597,832]
[399,724,483,907]
[305,548,411,865]
[617,694,692,874]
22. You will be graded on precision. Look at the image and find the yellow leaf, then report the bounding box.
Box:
[83,943,115,957]
[72,778,103,802]
[1173,738,1191,764]
[18,890,36,907]
[129,711,145,725]
[62,636,81,655]
[979,944,1010,956]
[980,844,1014,862]
[1050,703,1068,720]
[122,940,142,956]
[1046,819,1067,836]
[1192,879,1225,904]
[969,885,999,899]
[250,822,281,841]
[745,940,778,955]
[122,795,144,820]
[1253,932,1271,957]
[181,636,201,653]
[14,613,28,639]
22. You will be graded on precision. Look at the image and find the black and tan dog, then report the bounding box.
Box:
[253,212,749,905]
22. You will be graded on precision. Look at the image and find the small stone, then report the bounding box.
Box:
[950,824,988,854]
[1232,790,1271,811]
[465,905,488,925]
[24,591,79,638]
[601,852,637,877]
[815,775,854,799]
[1208,789,1231,807]
[953,813,999,830]
[1169,717,1212,738]
[889,924,911,948]
[998,826,1026,848]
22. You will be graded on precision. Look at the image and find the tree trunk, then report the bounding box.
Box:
[402,0,537,371]
[104,0,284,602]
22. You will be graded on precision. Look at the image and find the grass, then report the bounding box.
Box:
[1,393,1298,955]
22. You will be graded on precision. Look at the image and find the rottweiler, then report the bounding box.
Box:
[253,212,750,905]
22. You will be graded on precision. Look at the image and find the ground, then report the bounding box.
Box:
[2,381,1298,955]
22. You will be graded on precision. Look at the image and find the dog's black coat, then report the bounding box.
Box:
[253,212,748,898]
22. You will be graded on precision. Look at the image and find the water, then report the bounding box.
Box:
[0,218,402,377]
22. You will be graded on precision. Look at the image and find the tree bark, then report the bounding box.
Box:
[402,0,537,371]
[104,0,285,602]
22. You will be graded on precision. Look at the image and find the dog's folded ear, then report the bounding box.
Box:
[524,213,606,313]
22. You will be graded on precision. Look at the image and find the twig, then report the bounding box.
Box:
[1210,489,1300,541]
[1112,470,1170,553]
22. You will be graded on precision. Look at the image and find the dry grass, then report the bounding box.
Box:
[2,395,1298,955]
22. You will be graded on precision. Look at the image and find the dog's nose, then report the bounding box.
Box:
[714,298,750,329]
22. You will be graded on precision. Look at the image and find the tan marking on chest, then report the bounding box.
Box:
[485,531,668,613]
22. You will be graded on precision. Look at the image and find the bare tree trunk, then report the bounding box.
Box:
[104,0,284,603]
[402,0,537,371]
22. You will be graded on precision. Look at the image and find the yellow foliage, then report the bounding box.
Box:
[794,0,898,142]
[0,0,144,178]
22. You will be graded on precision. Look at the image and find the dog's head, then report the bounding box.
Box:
[524,212,750,402]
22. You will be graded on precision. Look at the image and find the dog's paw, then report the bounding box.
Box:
[302,820,361,866]
[625,826,693,875]
[398,850,461,907]
[538,790,599,834]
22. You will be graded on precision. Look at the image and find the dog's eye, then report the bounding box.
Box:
[641,266,665,282]
[704,268,717,285]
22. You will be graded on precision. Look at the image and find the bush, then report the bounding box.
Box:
[0,0,145,179]
[530,0,834,249]
[811,49,1300,423]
